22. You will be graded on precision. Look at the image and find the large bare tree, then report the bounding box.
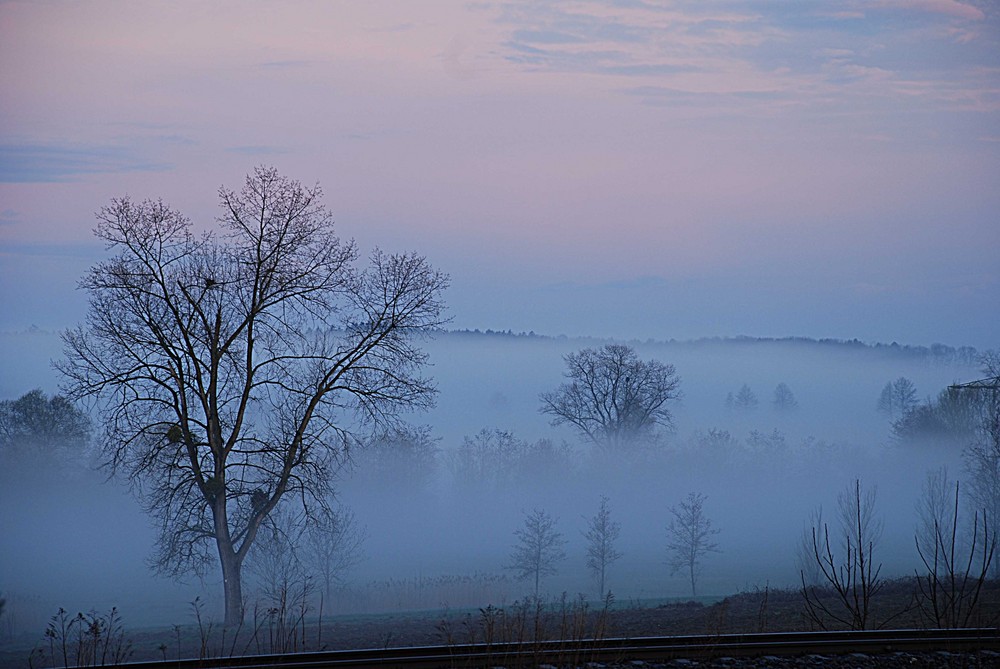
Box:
[540,344,680,451]
[58,167,448,624]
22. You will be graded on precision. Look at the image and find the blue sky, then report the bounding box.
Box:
[1,0,998,348]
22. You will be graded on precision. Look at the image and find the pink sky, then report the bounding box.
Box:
[1,0,998,347]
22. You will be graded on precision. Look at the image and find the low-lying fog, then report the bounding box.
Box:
[0,328,988,635]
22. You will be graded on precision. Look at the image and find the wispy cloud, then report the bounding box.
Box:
[486,0,998,122]
[0,142,171,183]
[493,1,772,80]
[871,0,985,21]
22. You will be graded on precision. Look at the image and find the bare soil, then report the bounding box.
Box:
[3,579,999,667]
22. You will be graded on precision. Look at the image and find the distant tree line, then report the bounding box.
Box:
[448,330,979,365]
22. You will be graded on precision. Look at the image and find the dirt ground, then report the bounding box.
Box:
[4,580,999,667]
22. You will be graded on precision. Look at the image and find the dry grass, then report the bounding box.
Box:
[4,579,999,667]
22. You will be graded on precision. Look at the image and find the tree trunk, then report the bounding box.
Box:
[689,563,697,598]
[213,495,244,626]
[220,544,244,626]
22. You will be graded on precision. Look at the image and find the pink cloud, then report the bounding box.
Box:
[874,0,985,20]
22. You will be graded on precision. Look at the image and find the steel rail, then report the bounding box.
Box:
[116,627,999,668]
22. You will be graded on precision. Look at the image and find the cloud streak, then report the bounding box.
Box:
[486,0,998,121]
[0,142,171,183]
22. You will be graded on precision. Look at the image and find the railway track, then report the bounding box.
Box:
[116,628,999,668]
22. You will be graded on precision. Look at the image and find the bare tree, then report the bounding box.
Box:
[797,506,825,587]
[745,429,786,457]
[914,479,995,628]
[958,350,1000,577]
[304,505,366,602]
[772,382,798,411]
[666,492,720,597]
[244,509,317,653]
[507,508,567,597]
[690,428,740,464]
[733,384,758,410]
[584,495,622,596]
[0,389,91,466]
[57,167,448,624]
[801,480,885,630]
[517,437,574,484]
[916,467,953,554]
[352,424,439,496]
[246,509,313,610]
[876,377,917,420]
[540,344,680,452]
[448,427,526,492]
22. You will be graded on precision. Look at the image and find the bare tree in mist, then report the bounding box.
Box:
[916,467,954,554]
[689,428,741,465]
[797,506,825,587]
[57,167,448,624]
[801,480,885,630]
[958,350,1000,578]
[772,382,798,411]
[449,427,526,491]
[353,424,439,496]
[0,389,91,467]
[304,505,366,602]
[876,377,917,420]
[836,480,883,555]
[733,384,758,410]
[745,429,787,458]
[507,509,567,597]
[540,344,680,452]
[517,437,574,483]
[247,509,313,611]
[666,492,720,597]
[584,495,622,596]
[914,478,995,628]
